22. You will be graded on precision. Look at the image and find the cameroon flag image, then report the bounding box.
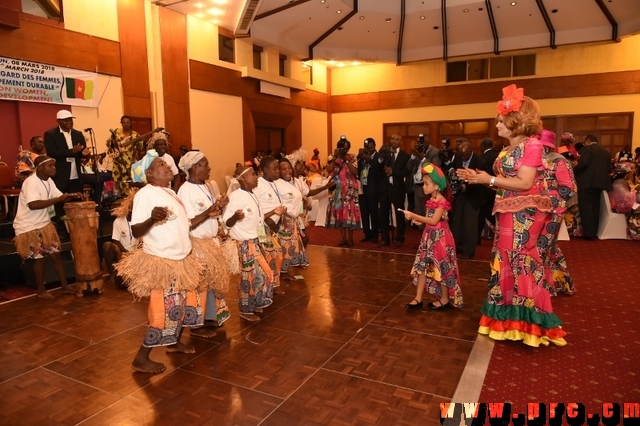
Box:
[65,77,94,100]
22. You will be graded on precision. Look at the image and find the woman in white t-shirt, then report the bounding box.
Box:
[115,151,204,375]
[13,155,85,299]
[254,156,285,291]
[178,152,231,333]
[223,166,274,321]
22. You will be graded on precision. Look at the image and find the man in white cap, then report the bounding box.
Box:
[43,110,91,238]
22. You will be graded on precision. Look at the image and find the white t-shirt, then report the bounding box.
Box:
[222,188,261,241]
[255,176,283,224]
[13,173,63,236]
[277,178,306,217]
[177,181,219,239]
[131,185,191,260]
[111,216,137,252]
[161,153,179,176]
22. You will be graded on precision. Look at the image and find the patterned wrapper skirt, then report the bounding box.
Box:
[538,213,574,296]
[238,238,274,315]
[260,233,282,290]
[278,213,309,273]
[479,209,567,347]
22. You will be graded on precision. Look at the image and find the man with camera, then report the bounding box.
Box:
[407,134,441,221]
[378,133,410,247]
[358,138,381,242]
[450,139,485,259]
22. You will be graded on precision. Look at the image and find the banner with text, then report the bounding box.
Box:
[0,56,98,107]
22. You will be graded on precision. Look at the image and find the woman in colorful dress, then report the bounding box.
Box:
[107,116,143,194]
[609,178,640,240]
[537,129,577,296]
[402,163,463,310]
[457,84,566,347]
[325,137,362,246]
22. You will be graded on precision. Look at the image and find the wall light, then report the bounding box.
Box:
[510,1,517,5]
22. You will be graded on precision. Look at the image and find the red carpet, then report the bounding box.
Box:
[305,222,494,259]
[479,238,640,413]
[0,286,36,303]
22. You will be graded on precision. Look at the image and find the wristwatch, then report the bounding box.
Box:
[489,177,496,187]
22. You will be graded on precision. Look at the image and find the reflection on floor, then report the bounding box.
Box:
[0,245,491,425]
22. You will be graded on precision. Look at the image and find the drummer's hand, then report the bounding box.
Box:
[150,206,169,223]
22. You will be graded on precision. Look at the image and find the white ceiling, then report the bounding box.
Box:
[161,0,640,64]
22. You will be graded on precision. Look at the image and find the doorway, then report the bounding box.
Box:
[255,127,284,157]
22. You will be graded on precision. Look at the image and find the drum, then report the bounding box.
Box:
[64,201,104,296]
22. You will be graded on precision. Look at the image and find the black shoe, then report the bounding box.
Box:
[405,300,423,309]
[359,236,371,242]
[369,238,379,244]
[379,240,390,247]
[428,301,450,310]
[395,241,404,248]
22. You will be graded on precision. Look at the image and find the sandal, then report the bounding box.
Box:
[405,299,423,309]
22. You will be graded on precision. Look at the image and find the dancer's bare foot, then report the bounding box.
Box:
[131,359,166,374]
[240,313,260,322]
[166,341,196,354]
[36,291,54,300]
[190,327,217,338]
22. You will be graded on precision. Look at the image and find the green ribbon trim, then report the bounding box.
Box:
[481,301,564,329]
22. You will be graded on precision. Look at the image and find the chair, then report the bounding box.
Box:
[597,190,629,240]
[312,177,329,227]
[0,162,20,221]
[206,179,221,199]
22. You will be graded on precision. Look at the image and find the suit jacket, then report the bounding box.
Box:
[573,143,612,191]
[43,126,86,187]
[480,149,499,176]
[385,149,410,201]
[452,153,486,209]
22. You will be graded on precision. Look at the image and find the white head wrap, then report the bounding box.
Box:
[178,151,205,180]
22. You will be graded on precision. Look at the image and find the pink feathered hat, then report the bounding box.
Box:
[536,129,556,149]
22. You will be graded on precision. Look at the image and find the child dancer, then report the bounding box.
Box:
[402,163,463,310]
[222,166,274,321]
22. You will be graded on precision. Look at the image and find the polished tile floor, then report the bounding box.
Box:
[0,245,489,425]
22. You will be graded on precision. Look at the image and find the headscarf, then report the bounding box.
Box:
[147,131,169,150]
[286,148,307,169]
[178,151,205,180]
[421,163,447,192]
[131,149,159,183]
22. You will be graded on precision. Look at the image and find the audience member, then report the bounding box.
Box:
[108,116,143,194]
[379,133,409,247]
[15,136,46,182]
[478,137,498,240]
[149,132,180,191]
[358,138,381,242]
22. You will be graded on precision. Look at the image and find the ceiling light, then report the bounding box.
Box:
[351,61,360,66]
[212,19,219,25]
[212,0,227,4]
[336,10,341,14]
[197,13,204,18]
[510,2,517,5]
[385,18,391,22]
[359,16,364,20]
[195,2,203,7]
[320,0,325,3]
[420,16,425,20]
[208,8,223,16]
[337,62,345,67]
[327,60,336,64]
[463,9,469,13]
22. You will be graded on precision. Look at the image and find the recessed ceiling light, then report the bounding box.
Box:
[208,8,223,16]
[551,9,558,13]
[359,16,365,20]
[320,0,325,3]
[463,9,469,12]
[337,63,345,67]
[196,13,204,18]
[351,61,360,66]
[510,1,517,5]
[212,0,227,4]
[327,60,336,64]
[336,9,341,14]
[420,16,425,20]
[195,2,203,7]
[212,19,219,25]
[433,25,439,29]
[385,18,391,22]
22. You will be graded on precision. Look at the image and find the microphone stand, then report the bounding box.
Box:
[84,129,104,238]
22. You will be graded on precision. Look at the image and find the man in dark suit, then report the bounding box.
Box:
[44,110,90,237]
[378,133,410,247]
[450,140,485,259]
[573,134,612,239]
[478,137,499,241]
[358,138,382,242]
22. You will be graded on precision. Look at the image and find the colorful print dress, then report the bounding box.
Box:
[410,199,463,307]
[479,138,567,347]
[326,154,362,229]
[107,128,142,194]
[540,151,577,296]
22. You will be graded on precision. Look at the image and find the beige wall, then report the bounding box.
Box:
[71,75,124,151]
[63,0,119,42]
[189,89,244,191]
[331,34,640,96]
[145,0,165,128]
[331,93,640,150]
[301,108,329,160]
[187,16,218,64]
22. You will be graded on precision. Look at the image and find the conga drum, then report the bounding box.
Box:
[64,201,104,296]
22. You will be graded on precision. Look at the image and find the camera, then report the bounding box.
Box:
[337,135,350,158]
[438,137,454,165]
[378,142,393,167]
[448,167,463,196]
[416,134,426,154]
